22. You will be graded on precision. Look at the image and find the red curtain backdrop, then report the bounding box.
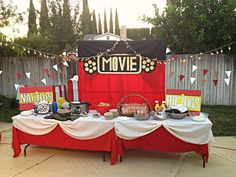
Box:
[78,61,165,109]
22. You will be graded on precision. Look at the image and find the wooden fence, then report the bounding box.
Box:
[0,55,235,105]
[0,57,77,98]
[166,54,236,105]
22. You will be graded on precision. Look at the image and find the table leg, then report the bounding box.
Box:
[202,155,206,168]
[103,151,106,162]
[24,144,30,157]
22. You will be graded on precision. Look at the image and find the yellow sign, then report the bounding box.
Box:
[166,94,201,111]
[19,92,54,104]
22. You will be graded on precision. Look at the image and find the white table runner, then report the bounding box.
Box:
[12,114,114,140]
[12,114,214,144]
[114,117,213,144]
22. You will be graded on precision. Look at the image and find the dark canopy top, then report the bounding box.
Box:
[78,39,166,60]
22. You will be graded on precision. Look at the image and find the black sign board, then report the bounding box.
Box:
[83,54,157,74]
[97,54,141,74]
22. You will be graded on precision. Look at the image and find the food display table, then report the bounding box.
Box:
[115,117,213,167]
[12,113,117,165]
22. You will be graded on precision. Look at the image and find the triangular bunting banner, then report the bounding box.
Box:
[172,54,177,61]
[190,77,196,84]
[26,72,31,79]
[192,65,198,72]
[226,71,231,78]
[44,68,49,75]
[17,71,21,80]
[179,74,185,81]
[63,61,69,67]
[50,72,55,80]
[14,84,20,91]
[0,70,2,75]
[53,64,58,71]
[41,78,47,85]
[213,79,218,87]
[224,78,230,86]
[201,79,207,85]
[166,48,171,54]
[69,54,76,60]
[203,69,208,76]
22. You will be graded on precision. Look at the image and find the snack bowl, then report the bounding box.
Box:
[169,112,188,119]
[189,112,208,122]
[104,112,113,120]
[134,112,149,121]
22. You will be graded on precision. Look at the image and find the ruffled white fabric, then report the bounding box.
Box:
[12,114,114,140]
[12,114,213,144]
[115,117,213,144]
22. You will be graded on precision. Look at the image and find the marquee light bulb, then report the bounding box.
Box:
[228,46,231,51]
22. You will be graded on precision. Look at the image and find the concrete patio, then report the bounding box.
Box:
[0,122,236,177]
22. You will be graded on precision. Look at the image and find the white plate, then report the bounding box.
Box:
[21,110,33,116]
[191,116,206,122]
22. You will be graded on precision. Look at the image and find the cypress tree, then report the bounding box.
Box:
[115,8,120,35]
[103,9,108,33]
[92,10,97,34]
[98,13,102,34]
[81,4,91,35]
[61,0,74,45]
[28,0,37,36]
[109,8,113,33]
[39,0,50,36]
[83,0,88,10]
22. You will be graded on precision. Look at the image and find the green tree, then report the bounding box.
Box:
[104,9,108,33]
[0,0,22,28]
[83,0,88,10]
[39,0,51,37]
[109,8,113,33]
[0,0,23,57]
[90,10,97,34]
[61,0,74,46]
[115,8,119,35]
[98,13,102,34]
[81,4,91,35]
[28,0,37,36]
[144,0,236,54]
[127,28,151,40]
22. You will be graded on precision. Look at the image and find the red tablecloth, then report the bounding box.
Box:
[117,125,209,162]
[12,125,117,165]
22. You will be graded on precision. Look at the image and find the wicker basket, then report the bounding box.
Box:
[117,94,151,117]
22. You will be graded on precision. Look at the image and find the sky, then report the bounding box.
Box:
[1,0,167,38]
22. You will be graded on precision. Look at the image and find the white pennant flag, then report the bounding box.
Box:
[26,72,31,79]
[226,71,231,78]
[192,65,198,72]
[0,70,2,75]
[14,84,20,91]
[63,61,69,67]
[190,77,196,84]
[41,78,47,85]
[53,64,58,71]
[224,78,230,86]
[166,48,171,54]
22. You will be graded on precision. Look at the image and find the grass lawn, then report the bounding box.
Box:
[201,105,236,136]
[0,95,20,123]
[0,95,235,136]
